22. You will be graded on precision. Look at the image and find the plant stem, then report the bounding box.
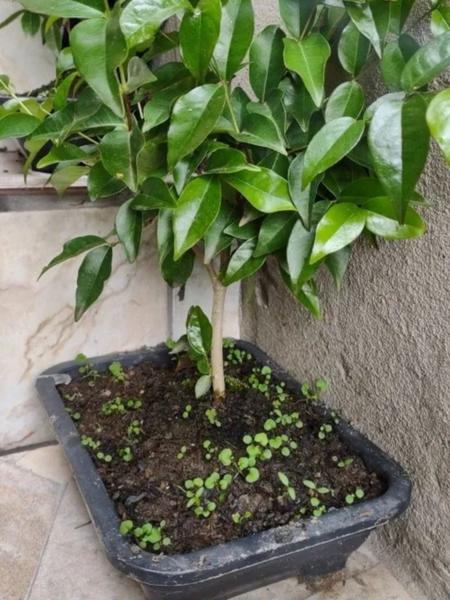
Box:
[211,277,227,402]
[222,82,240,133]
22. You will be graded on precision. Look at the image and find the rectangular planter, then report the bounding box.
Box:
[36,342,411,600]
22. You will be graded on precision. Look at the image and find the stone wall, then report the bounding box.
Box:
[242,2,450,599]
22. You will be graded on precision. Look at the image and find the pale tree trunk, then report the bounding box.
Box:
[211,278,226,401]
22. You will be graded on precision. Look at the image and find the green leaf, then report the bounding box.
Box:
[221,238,266,286]
[325,246,352,290]
[281,78,316,133]
[39,236,108,278]
[325,81,364,122]
[311,203,367,264]
[278,471,289,486]
[431,7,450,36]
[173,176,221,259]
[115,199,143,263]
[49,166,89,196]
[368,95,429,221]
[88,163,126,200]
[279,0,319,39]
[427,88,450,164]
[231,112,287,155]
[70,19,123,117]
[380,36,419,92]
[288,154,320,230]
[338,21,371,77]
[245,467,260,483]
[180,0,221,81]
[0,113,40,139]
[249,26,285,101]
[187,305,212,356]
[130,178,176,210]
[303,118,365,189]
[126,57,156,93]
[344,0,381,57]
[21,11,41,36]
[254,213,296,257]
[75,246,113,321]
[195,375,212,398]
[19,0,104,18]
[365,198,426,240]
[213,0,254,80]
[37,143,87,169]
[105,8,128,71]
[286,218,315,288]
[401,31,450,91]
[158,210,194,286]
[100,128,137,193]
[283,34,331,107]
[168,83,226,169]
[225,167,295,213]
[204,147,256,174]
[281,267,321,317]
[203,202,235,263]
[120,0,191,47]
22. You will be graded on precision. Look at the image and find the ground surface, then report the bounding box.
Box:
[0,444,416,600]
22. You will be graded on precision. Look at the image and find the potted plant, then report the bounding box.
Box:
[2,0,450,598]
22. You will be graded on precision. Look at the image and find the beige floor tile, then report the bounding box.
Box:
[28,480,145,600]
[16,444,72,485]
[0,452,62,600]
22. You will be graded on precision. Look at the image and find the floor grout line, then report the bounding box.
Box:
[24,481,69,600]
[0,440,58,458]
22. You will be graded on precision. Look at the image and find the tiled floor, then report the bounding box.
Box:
[0,445,415,600]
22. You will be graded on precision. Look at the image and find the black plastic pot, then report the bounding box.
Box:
[36,342,411,600]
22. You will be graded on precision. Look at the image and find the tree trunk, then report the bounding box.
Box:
[211,279,226,401]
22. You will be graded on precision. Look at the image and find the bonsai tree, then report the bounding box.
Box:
[1,0,450,402]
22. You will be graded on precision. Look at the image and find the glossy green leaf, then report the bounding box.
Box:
[88,163,126,200]
[180,0,221,81]
[303,118,365,189]
[204,147,256,174]
[254,213,296,257]
[286,220,315,287]
[281,78,316,133]
[431,7,450,36]
[213,0,254,80]
[49,166,89,196]
[231,112,287,155]
[120,0,191,47]
[105,8,128,71]
[338,21,371,77]
[380,36,419,92]
[368,95,429,221]
[280,266,321,317]
[19,0,104,18]
[344,0,381,57]
[427,88,450,164]
[401,31,450,91]
[339,177,385,203]
[126,57,156,93]
[21,11,40,36]
[157,210,194,286]
[100,128,137,192]
[365,198,426,240]
[325,81,364,122]
[37,143,87,168]
[249,26,284,101]
[75,245,113,321]
[40,236,108,278]
[325,246,351,290]
[187,305,212,356]
[221,238,266,286]
[173,176,221,259]
[203,202,235,263]
[310,203,367,264]
[225,167,295,213]
[195,375,212,398]
[279,0,319,39]
[224,219,259,240]
[143,71,194,132]
[115,199,143,263]
[168,83,226,169]
[130,178,176,210]
[70,19,123,117]
[283,34,331,107]
[288,154,320,230]
[0,113,40,139]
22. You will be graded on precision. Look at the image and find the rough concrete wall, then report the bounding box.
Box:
[242,2,450,600]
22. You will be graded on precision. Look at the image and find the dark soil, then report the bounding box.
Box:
[60,350,385,555]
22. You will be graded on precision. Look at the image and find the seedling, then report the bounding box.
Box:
[205,407,221,427]
[301,379,329,401]
[184,478,218,518]
[65,406,81,421]
[177,445,188,460]
[75,353,100,383]
[271,408,303,429]
[108,361,127,383]
[332,456,354,469]
[81,435,101,450]
[96,451,113,463]
[127,419,143,439]
[248,366,272,396]
[303,479,332,516]
[345,488,365,505]
[318,423,333,440]
[218,448,234,467]
[182,404,192,419]
[102,396,142,416]
[63,392,81,402]
[224,341,252,366]
[224,375,247,392]
[120,520,171,552]
[118,447,134,463]
[278,472,296,501]
[232,511,252,525]
[202,440,217,461]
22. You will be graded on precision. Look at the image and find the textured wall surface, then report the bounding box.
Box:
[242,2,450,600]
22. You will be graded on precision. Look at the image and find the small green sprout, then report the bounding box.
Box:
[232,511,252,525]
[119,520,134,535]
[65,406,81,421]
[332,456,354,469]
[248,365,272,396]
[63,392,81,402]
[245,467,260,484]
[96,451,113,463]
[224,341,252,366]
[303,479,331,516]
[264,418,277,431]
[205,407,221,427]
[81,434,101,450]
[127,419,143,439]
[202,439,217,460]
[278,472,296,501]
[301,378,328,401]
[133,520,171,551]
[108,361,126,383]
[318,423,333,440]
[182,404,192,419]
[118,447,133,462]
[184,478,218,518]
[75,353,100,383]
[177,445,188,460]
[218,448,234,466]
[345,488,365,505]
